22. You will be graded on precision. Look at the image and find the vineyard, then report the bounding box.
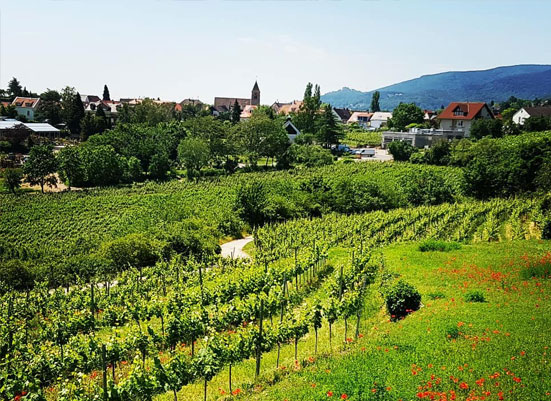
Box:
[0,162,464,286]
[1,191,548,400]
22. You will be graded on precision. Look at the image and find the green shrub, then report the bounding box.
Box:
[388,141,416,161]
[418,240,461,252]
[399,169,458,206]
[0,259,35,293]
[445,325,460,340]
[385,280,421,319]
[100,233,160,270]
[156,220,221,258]
[465,290,486,303]
[427,291,446,300]
[217,214,244,238]
[520,259,551,280]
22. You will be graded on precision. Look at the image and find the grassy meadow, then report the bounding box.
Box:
[175,240,551,401]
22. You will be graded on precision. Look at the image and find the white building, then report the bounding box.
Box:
[437,102,494,137]
[369,112,392,129]
[347,111,373,128]
[11,97,40,121]
[512,107,551,125]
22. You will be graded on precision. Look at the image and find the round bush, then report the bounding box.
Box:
[385,280,421,319]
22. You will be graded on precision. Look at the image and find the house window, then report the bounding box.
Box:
[27,110,30,116]
[457,121,463,127]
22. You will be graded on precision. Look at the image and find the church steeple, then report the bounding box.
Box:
[251,81,260,106]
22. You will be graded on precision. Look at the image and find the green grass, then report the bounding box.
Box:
[215,240,551,401]
[242,240,255,258]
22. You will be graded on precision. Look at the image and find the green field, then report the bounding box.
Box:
[0,157,549,401]
[342,131,382,148]
[243,240,551,401]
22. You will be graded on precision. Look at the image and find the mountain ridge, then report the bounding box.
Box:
[321,64,551,110]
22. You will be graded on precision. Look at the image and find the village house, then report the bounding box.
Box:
[382,101,494,148]
[437,102,494,137]
[82,95,122,126]
[284,117,301,142]
[332,107,352,124]
[347,111,373,128]
[240,105,258,120]
[271,100,303,115]
[11,97,40,121]
[424,110,438,121]
[369,112,392,129]
[512,106,551,125]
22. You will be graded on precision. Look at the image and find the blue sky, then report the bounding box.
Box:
[1,0,550,104]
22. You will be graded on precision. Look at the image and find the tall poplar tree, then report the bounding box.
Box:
[103,85,111,101]
[231,100,242,124]
[371,91,381,112]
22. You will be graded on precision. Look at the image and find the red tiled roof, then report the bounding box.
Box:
[12,97,40,109]
[438,102,492,120]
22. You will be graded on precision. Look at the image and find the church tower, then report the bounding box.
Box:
[251,81,260,106]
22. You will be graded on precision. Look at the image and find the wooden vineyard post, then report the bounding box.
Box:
[255,299,264,381]
[102,344,107,400]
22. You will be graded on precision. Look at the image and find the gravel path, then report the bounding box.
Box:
[220,236,253,259]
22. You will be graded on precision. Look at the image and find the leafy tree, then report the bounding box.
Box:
[23,144,58,193]
[332,178,394,213]
[294,82,321,134]
[103,84,111,101]
[180,102,210,120]
[231,99,242,124]
[470,119,503,139]
[0,104,18,118]
[101,233,160,271]
[387,140,416,161]
[57,146,85,188]
[424,139,451,165]
[290,144,334,167]
[370,91,381,112]
[461,133,551,198]
[523,116,551,132]
[0,260,35,293]
[148,152,171,180]
[182,116,229,166]
[388,103,424,131]
[399,169,455,205]
[96,103,108,122]
[61,87,85,136]
[79,144,124,186]
[535,158,551,192]
[232,112,284,167]
[316,104,343,148]
[2,168,23,194]
[36,90,63,125]
[177,137,210,180]
[118,99,176,125]
[7,77,23,99]
[234,181,268,227]
[124,156,144,183]
[80,113,107,141]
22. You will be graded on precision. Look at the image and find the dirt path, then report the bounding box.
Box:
[220,236,253,259]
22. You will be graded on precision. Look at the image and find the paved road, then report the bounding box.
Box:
[220,236,254,259]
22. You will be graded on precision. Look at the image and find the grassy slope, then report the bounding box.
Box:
[227,240,551,401]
